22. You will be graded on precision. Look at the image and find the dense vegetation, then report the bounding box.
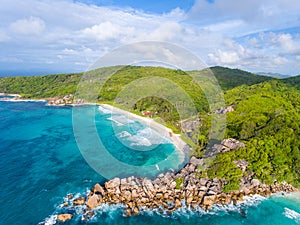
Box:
[0,66,299,191]
[207,66,273,90]
[282,74,300,89]
[207,80,300,191]
[0,73,82,98]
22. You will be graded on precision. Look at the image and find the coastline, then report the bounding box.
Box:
[1,96,299,224]
[0,93,21,97]
[0,95,189,153]
[99,104,189,152]
[54,157,298,222]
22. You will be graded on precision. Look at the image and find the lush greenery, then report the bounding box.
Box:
[175,177,185,189]
[282,74,300,89]
[0,66,299,191]
[0,73,82,98]
[206,80,300,191]
[208,66,273,90]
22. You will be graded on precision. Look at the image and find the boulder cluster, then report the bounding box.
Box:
[56,156,296,222]
[47,94,85,106]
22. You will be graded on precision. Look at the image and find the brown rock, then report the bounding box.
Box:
[73,197,85,206]
[123,190,132,201]
[125,209,132,216]
[133,207,139,215]
[87,194,100,210]
[174,198,182,208]
[93,183,105,195]
[57,214,73,222]
[202,195,216,210]
[105,177,121,189]
[190,156,204,166]
[131,189,139,199]
[186,196,194,205]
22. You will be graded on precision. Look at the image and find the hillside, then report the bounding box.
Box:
[0,66,273,98]
[209,66,273,90]
[0,66,271,131]
[282,74,300,89]
[206,80,300,191]
[0,65,299,191]
[0,73,82,98]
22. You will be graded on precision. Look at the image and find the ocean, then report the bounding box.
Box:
[0,100,299,225]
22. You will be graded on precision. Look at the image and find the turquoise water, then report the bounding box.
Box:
[0,101,299,225]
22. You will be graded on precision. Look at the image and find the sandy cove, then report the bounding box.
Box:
[99,104,189,152]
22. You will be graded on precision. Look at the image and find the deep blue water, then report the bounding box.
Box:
[0,101,300,225]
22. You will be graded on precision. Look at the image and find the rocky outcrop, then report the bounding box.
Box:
[47,94,86,106]
[57,214,72,222]
[55,154,297,222]
[212,138,245,154]
[234,160,249,172]
[214,105,235,114]
[73,197,85,206]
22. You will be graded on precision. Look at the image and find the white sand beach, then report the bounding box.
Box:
[100,104,189,152]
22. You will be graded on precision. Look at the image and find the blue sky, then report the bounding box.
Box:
[0,0,300,76]
[75,0,196,14]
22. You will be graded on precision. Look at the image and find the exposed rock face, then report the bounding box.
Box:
[57,214,73,222]
[214,105,235,114]
[87,194,101,210]
[211,138,245,155]
[56,146,297,222]
[221,138,245,151]
[234,160,249,172]
[47,94,86,106]
[189,156,204,166]
[73,197,85,206]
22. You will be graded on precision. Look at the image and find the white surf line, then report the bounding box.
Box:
[99,104,189,152]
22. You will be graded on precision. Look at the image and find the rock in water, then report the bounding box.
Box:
[202,195,216,210]
[93,183,105,195]
[57,214,73,222]
[73,197,85,206]
[87,194,100,210]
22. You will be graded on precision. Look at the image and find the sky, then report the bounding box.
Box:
[0,0,300,76]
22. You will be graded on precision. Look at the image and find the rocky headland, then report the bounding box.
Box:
[56,153,297,223]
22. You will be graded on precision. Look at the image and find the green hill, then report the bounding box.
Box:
[0,65,299,191]
[282,74,300,89]
[207,80,300,191]
[0,66,274,98]
[209,66,273,90]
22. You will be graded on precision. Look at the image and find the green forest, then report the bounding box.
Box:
[0,66,299,191]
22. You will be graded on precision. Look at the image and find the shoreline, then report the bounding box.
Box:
[0,95,189,153]
[0,93,21,97]
[1,95,299,223]
[99,104,190,152]
[54,157,298,222]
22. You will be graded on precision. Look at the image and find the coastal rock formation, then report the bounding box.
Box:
[57,214,73,222]
[46,94,86,106]
[55,155,297,222]
[204,138,245,158]
[73,197,85,206]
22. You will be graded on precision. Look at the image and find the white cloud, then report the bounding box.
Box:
[276,33,300,55]
[189,0,300,29]
[9,16,45,35]
[0,0,299,74]
[82,21,132,41]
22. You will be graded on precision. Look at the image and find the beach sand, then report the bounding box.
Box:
[100,104,189,152]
